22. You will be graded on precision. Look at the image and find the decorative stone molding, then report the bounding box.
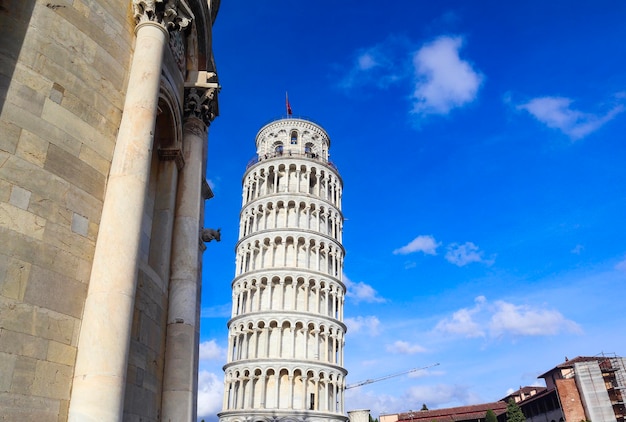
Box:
[169,30,186,73]
[202,178,215,200]
[132,0,193,31]
[184,86,219,126]
[158,147,185,170]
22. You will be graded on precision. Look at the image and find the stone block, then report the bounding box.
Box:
[0,297,77,346]
[71,212,89,237]
[0,391,60,422]
[10,355,37,395]
[65,183,103,226]
[2,102,82,157]
[0,201,46,240]
[43,221,95,262]
[9,185,31,210]
[0,179,11,203]
[5,79,46,117]
[0,155,70,208]
[0,351,17,392]
[28,191,72,226]
[0,119,21,154]
[44,143,105,199]
[46,341,77,367]
[32,360,72,400]
[79,144,110,176]
[0,255,31,300]
[16,129,49,168]
[0,328,48,360]
[35,242,80,281]
[24,265,87,319]
[75,258,92,284]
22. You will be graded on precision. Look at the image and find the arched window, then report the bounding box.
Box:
[290,130,298,144]
[275,143,284,154]
[305,142,313,155]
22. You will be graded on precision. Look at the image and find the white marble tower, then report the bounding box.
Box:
[219,117,348,422]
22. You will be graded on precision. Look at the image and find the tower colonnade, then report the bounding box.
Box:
[219,118,348,422]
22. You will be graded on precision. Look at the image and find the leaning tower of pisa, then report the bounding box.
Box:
[219,117,348,422]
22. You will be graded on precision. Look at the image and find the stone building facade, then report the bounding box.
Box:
[218,118,348,422]
[0,0,220,420]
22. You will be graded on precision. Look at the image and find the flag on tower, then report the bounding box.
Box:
[286,92,293,115]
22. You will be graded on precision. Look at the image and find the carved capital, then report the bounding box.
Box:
[184,86,219,126]
[158,147,185,170]
[132,0,193,31]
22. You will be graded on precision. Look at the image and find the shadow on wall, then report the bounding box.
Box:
[0,0,37,115]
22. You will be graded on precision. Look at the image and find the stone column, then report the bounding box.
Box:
[68,3,191,420]
[162,85,217,421]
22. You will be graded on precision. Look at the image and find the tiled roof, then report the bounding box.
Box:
[396,401,507,422]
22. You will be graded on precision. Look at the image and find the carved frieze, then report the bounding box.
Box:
[169,30,186,73]
[183,87,218,126]
[132,0,193,31]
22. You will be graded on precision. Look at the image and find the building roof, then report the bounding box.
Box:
[501,386,547,403]
[396,401,507,422]
[538,356,612,378]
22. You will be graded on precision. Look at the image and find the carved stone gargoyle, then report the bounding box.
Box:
[201,228,221,243]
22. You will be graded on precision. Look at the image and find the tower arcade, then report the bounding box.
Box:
[219,117,348,422]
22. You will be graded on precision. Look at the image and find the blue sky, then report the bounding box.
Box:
[197,1,626,420]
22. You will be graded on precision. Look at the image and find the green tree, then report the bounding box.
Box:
[485,409,497,422]
[369,415,379,422]
[506,399,525,422]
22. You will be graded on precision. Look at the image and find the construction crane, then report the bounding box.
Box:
[345,363,440,390]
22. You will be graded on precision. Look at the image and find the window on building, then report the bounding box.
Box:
[290,130,298,144]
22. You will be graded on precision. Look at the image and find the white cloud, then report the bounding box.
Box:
[386,340,427,354]
[517,96,624,140]
[435,296,581,339]
[199,340,226,361]
[411,36,483,116]
[445,242,492,266]
[344,274,386,303]
[435,296,486,338]
[197,370,223,421]
[345,316,381,336]
[394,235,440,255]
[615,257,626,272]
[489,301,582,337]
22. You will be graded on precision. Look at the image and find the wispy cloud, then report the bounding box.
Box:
[345,315,381,336]
[199,339,226,361]
[338,35,411,90]
[404,383,480,409]
[517,96,624,140]
[435,296,582,338]
[435,296,486,338]
[386,340,427,354]
[616,257,626,272]
[445,242,493,266]
[344,274,386,303]
[197,370,223,421]
[411,36,483,117]
[394,235,440,255]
